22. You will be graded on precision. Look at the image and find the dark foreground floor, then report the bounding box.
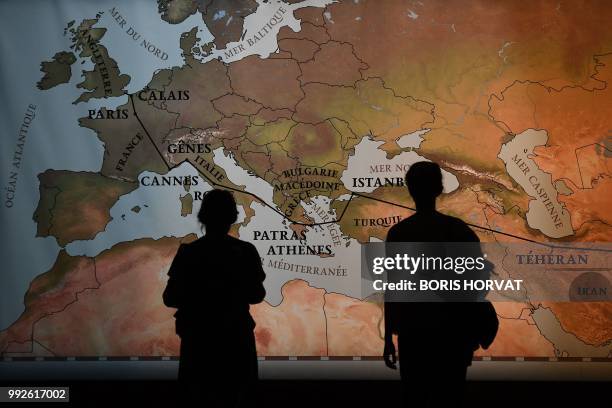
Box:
[1,380,610,407]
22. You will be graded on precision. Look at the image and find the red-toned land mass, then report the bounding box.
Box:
[158,0,198,24]
[333,194,413,243]
[278,38,320,62]
[158,0,259,48]
[277,22,330,44]
[542,302,612,347]
[474,314,557,357]
[323,0,612,179]
[150,58,231,130]
[251,280,327,356]
[560,176,611,234]
[33,171,137,247]
[325,294,383,356]
[299,41,367,86]
[489,54,612,189]
[212,94,263,117]
[79,99,176,181]
[2,237,191,356]
[21,0,612,360]
[0,251,98,354]
[294,78,433,150]
[199,0,258,49]
[228,56,303,110]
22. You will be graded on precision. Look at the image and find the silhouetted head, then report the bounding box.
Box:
[197,189,238,234]
[405,161,443,210]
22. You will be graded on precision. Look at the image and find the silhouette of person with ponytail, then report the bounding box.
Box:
[163,189,266,407]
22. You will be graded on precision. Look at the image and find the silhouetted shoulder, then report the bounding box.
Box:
[228,235,259,251]
[168,236,262,277]
[386,211,478,242]
[386,219,408,242]
[221,235,262,257]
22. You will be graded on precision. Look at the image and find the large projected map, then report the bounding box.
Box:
[1,0,611,361]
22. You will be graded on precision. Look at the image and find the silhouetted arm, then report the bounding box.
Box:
[246,243,266,304]
[162,244,188,309]
[383,226,398,369]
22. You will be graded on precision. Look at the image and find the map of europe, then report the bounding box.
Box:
[1,0,611,362]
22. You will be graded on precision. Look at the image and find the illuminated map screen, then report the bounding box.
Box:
[1,0,610,366]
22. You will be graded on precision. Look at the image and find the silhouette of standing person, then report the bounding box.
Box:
[383,162,495,408]
[163,189,266,407]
